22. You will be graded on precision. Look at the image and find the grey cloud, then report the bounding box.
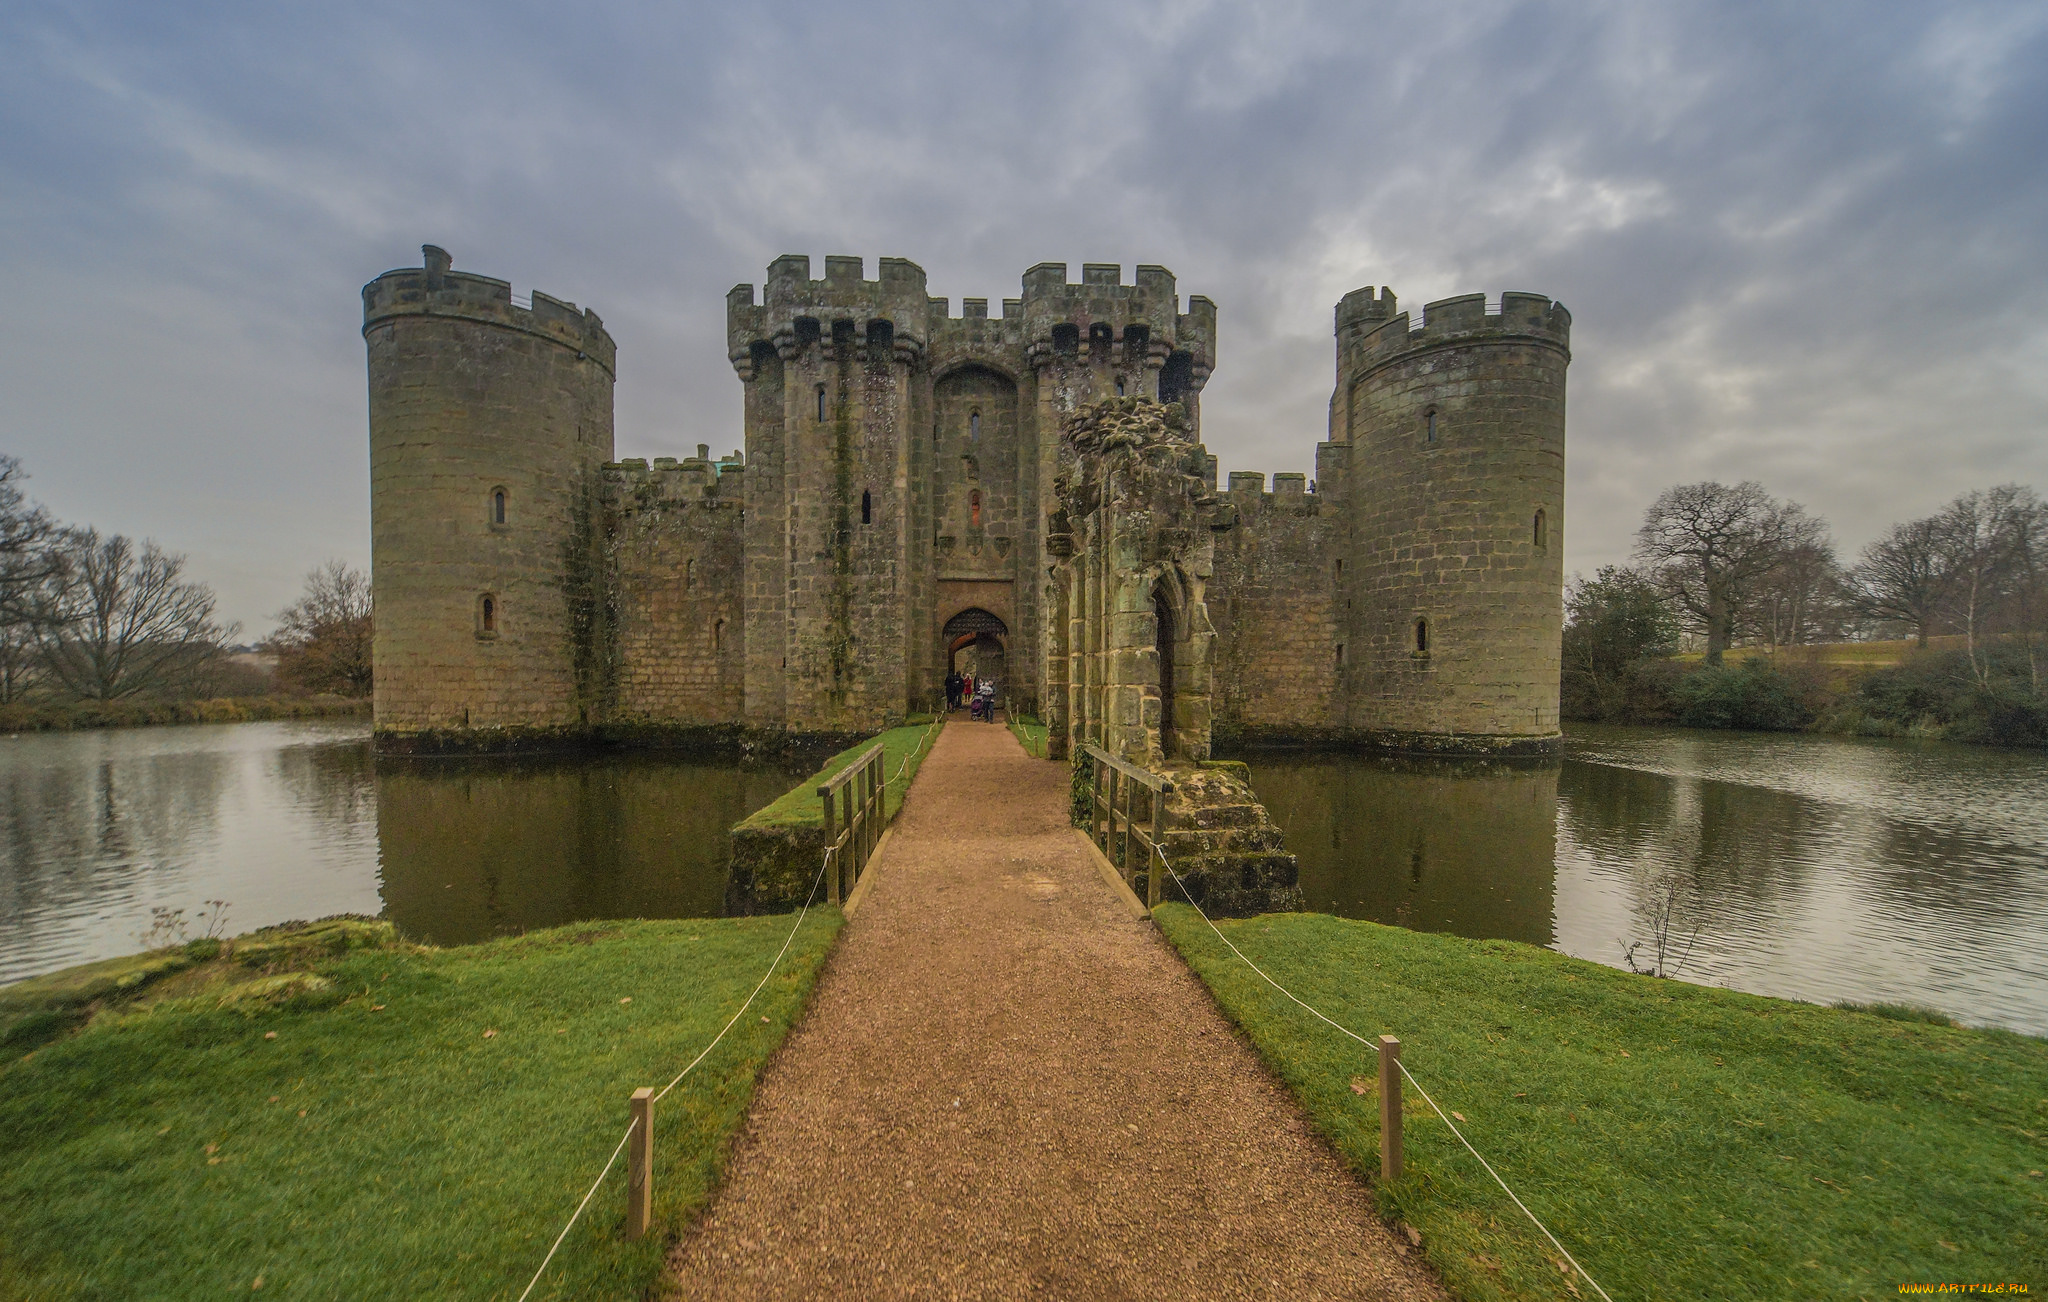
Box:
[1,0,2043,630]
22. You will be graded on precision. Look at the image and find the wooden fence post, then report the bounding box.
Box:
[1147,783,1170,909]
[820,787,839,906]
[1092,752,1106,851]
[627,1087,654,1240]
[1378,1036,1403,1183]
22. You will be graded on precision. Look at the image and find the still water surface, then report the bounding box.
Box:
[5,721,2045,1035]
[1240,724,2048,1035]
[0,722,806,985]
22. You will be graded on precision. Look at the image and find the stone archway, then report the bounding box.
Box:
[943,607,1009,681]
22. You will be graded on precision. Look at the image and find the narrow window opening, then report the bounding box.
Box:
[970,411,980,442]
[1533,508,1548,550]
[1335,558,1343,578]
[969,490,982,528]
[861,490,872,525]
[713,618,724,652]
[816,385,827,422]
[1158,351,1193,407]
[1335,643,1344,666]
[1414,618,1430,655]
[1424,409,1438,443]
[685,558,696,591]
[478,594,498,637]
[491,489,506,525]
[1115,377,1126,397]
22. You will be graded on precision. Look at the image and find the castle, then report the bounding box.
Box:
[364,247,1568,753]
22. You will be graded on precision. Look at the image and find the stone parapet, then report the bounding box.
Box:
[364,245,615,377]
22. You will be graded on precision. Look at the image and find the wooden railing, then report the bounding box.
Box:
[1080,743,1175,908]
[818,742,885,905]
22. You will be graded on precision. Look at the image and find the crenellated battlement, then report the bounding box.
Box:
[1344,289,1571,370]
[363,246,616,376]
[726,255,932,370]
[1223,467,1321,513]
[1334,285,1398,347]
[1014,261,1188,352]
[603,445,746,514]
[726,257,1219,382]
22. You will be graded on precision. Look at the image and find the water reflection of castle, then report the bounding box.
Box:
[1247,756,1560,944]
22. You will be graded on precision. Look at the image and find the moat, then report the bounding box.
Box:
[2,720,2044,1034]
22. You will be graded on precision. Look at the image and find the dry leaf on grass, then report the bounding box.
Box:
[1349,1077,1369,1095]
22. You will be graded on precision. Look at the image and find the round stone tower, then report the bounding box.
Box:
[363,245,616,748]
[1331,287,1570,750]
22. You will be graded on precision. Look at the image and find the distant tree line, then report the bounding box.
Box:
[0,456,372,709]
[1566,480,2047,746]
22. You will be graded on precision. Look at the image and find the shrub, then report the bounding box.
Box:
[1669,659,1823,731]
[1832,644,2048,747]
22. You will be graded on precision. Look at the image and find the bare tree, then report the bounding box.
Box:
[2003,491,2047,694]
[268,560,373,697]
[1847,515,1948,647]
[1748,527,1842,649]
[1931,486,2037,683]
[1634,481,1820,664]
[0,457,59,622]
[34,529,230,700]
[0,458,66,702]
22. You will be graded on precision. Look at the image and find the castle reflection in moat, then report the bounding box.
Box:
[373,752,808,946]
[1238,753,1560,945]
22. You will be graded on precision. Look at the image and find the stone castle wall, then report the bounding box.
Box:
[365,247,615,745]
[1335,291,1569,747]
[365,250,1569,755]
[1208,472,1339,738]
[607,455,746,725]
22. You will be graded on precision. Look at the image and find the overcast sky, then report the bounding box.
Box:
[3,1,2044,635]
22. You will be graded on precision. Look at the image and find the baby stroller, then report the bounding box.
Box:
[969,681,997,722]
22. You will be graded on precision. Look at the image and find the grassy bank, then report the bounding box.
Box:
[0,695,367,734]
[1155,907,2047,1301]
[1568,641,2047,746]
[1006,712,1049,758]
[0,912,840,1300]
[734,716,943,832]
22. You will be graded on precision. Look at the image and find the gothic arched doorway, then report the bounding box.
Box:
[942,607,1009,683]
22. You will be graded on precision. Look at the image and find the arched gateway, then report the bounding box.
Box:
[942,607,1008,680]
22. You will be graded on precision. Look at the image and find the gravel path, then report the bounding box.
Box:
[668,719,1447,1300]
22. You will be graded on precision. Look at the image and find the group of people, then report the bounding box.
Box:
[945,670,998,720]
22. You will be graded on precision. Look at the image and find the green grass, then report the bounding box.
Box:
[1006,712,1049,759]
[1671,636,1968,669]
[0,913,841,1300]
[1154,907,2048,1301]
[0,696,367,733]
[735,717,943,831]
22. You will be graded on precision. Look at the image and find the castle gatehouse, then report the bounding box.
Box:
[364,248,1569,754]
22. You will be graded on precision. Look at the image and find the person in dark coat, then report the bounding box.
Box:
[945,671,963,711]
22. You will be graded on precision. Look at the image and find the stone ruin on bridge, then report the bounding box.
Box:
[1046,399,1302,915]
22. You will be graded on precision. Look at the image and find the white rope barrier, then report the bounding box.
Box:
[513,1123,636,1302]
[516,719,943,1298]
[514,844,838,1301]
[1151,843,1616,1302]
